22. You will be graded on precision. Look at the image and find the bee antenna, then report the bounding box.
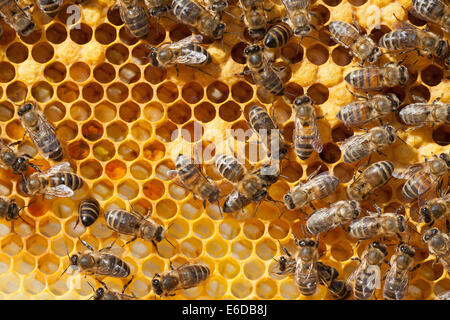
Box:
[16,213,30,226]
[271,256,279,263]
[252,200,262,218]
[58,265,71,280]
[164,237,176,249]
[223,10,236,19]
[217,200,223,218]
[87,281,95,292]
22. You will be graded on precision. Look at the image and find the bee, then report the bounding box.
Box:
[336,93,400,128]
[294,236,320,296]
[316,262,351,300]
[347,160,395,201]
[21,162,84,199]
[349,204,407,240]
[145,0,171,17]
[328,20,381,65]
[76,198,100,228]
[0,0,35,36]
[399,100,449,129]
[248,105,289,161]
[305,200,361,236]
[436,290,450,300]
[169,154,221,208]
[0,140,41,179]
[423,227,450,272]
[411,0,449,33]
[204,0,228,15]
[241,44,284,96]
[239,0,268,40]
[273,245,297,276]
[284,170,339,211]
[264,23,293,50]
[347,241,388,300]
[419,189,449,225]
[292,95,323,160]
[90,277,136,300]
[117,0,149,38]
[393,152,450,201]
[383,243,418,300]
[379,23,448,59]
[149,35,211,73]
[281,0,312,36]
[60,239,130,278]
[152,262,210,297]
[17,101,63,162]
[339,124,397,164]
[344,62,409,91]
[36,0,63,18]
[172,0,226,39]
[0,197,24,222]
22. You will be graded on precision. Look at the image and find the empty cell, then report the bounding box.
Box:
[70,101,91,121]
[13,253,36,274]
[155,121,178,142]
[26,234,48,256]
[31,81,54,102]
[69,62,91,83]
[230,120,251,142]
[106,121,128,142]
[0,255,11,275]
[169,23,191,42]
[219,101,241,122]
[2,234,23,256]
[51,199,75,219]
[347,0,365,5]
[130,160,152,180]
[370,25,392,45]
[93,63,115,84]
[432,125,450,146]
[130,240,151,259]
[83,82,104,103]
[408,279,431,300]
[80,159,102,180]
[231,239,252,260]
[46,23,67,44]
[106,44,129,65]
[142,256,165,277]
[144,66,167,84]
[206,238,228,258]
[333,162,354,183]
[48,278,69,296]
[206,278,227,298]
[90,220,114,239]
[421,65,443,86]
[306,44,329,65]
[107,82,129,102]
[120,101,141,123]
[330,241,353,261]
[434,278,450,296]
[181,121,203,142]
[56,119,79,141]
[118,180,139,200]
[6,82,27,102]
[268,219,289,239]
[0,273,20,294]
[67,140,90,160]
[331,124,353,142]
[320,142,341,164]
[105,159,127,180]
[307,83,329,104]
[155,199,177,220]
[118,140,140,161]
[93,140,116,161]
[119,63,141,84]
[374,185,392,203]
[255,238,276,260]
[95,23,116,44]
[0,101,14,121]
[143,179,165,200]
[231,42,246,64]
[256,278,277,299]
[131,83,152,103]
[57,81,80,103]
[219,219,240,240]
[332,46,352,66]
[244,259,265,281]
[39,217,61,238]
[181,200,202,220]
[284,82,304,104]
[193,218,214,239]
[0,62,15,83]
[143,140,165,161]
[181,237,203,258]
[0,178,11,195]
[181,82,204,104]
[119,26,139,46]
[146,21,166,45]
[280,40,303,64]
[231,279,252,299]
[70,23,93,44]
[92,180,114,201]
[27,197,49,218]
[157,82,179,103]
[44,61,67,83]
[95,101,116,122]
[280,279,299,299]
[81,120,103,141]
[107,5,123,25]
[219,259,240,279]
[243,219,265,240]
[231,81,253,103]
[44,101,66,123]
[420,260,443,281]
[281,161,303,183]
[131,44,151,65]
[409,85,430,102]
[207,81,229,103]
[194,102,215,123]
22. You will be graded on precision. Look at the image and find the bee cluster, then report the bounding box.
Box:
[0,0,448,300]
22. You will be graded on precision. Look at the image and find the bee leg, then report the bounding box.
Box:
[101,238,118,251]
[174,64,179,78]
[122,275,134,294]
[95,278,109,290]
[79,238,95,252]
[185,65,212,77]
[306,165,322,182]
[8,141,21,148]
[446,219,449,234]
[351,257,361,262]
[309,202,316,211]
[122,236,137,247]
[351,12,362,34]
[410,263,421,272]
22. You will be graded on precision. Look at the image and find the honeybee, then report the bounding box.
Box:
[344,62,409,91]
[347,160,395,201]
[284,170,339,211]
[273,244,297,276]
[241,44,284,96]
[145,0,171,17]
[17,101,63,162]
[21,162,84,199]
[292,95,323,160]
[411,0,449,33]
[281,0,313,36]
[248,105,289,161]
[76,198,100,228]
[90,277,136,300]
[118,0,149,38]
[0,0,35,36]
[0,197,24,222]
[0,140,41,179]
[149,35,211,73]
[172,0,226,39]
[379,23,448,59]
[239,0,267,40]
[152,262,210,297]
[316,262,351,300]
[436,290,450,300]
[399,100,449,129]
[336,93,400,128]
[60,239,130,278]
[204,0,228,15]
[329,20,381,65]
[423,227,450,272]
[294,236,320,296]
[419,190,449,225]
[383,243,418,300]
[306,200,361,236]
[339,124,397,164]
[349,204,407,240]
[36,0,62,18]
[264,23,293,50]
[393,152,449,201]
[347,241,388,300]
[169,154,221,208]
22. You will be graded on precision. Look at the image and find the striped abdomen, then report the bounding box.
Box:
[105,209,140,235]
[295,262,318,296]
[33,124,63,161]
[264,23,293,49]
[172,0,202,26]
[95,253,130,278]
[353,269,377,300]
[344,67,383,90]
[342,141,369,163]
[294,120,320,160]
[412,0,449,29]
[253,67,284,96]
[383,272,408,300]
[349,216,379,239]
[215,154,245,183]
[37,0,62,17]
[50,173,84,191]
[337,101,373,127]
[223,190,251,213]
[249,105,276,132]
[178,264,210,289]
[181,44,211,66]
[399,104,432,125]
[303,174,339,203]
[402,171,433,200]
[306,208,335,235]
[328,20,359,49]
[121,7,149,38]
[78,199,100,227]
[379,29,418,51]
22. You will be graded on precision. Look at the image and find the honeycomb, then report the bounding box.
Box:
[0,0,448,300]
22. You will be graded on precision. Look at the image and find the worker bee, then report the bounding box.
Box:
[347,160,395,201]
[339,124,397,164]
[281,0,313,36]
[0,140,41,179]
[317,262,351,300]
[329,20,381,65]
[60,239,130,278]
[344,62,409,91]
[419,189,449,225]
[145,0,171,17]
[17,101,63,162]
[306,200,361,236]
[264,23,293,50]
[379,23,448,59]
[292,95,323,160]
[152,262,210,297]
[423,228,450,272]
[294,236,320,296]
[0,197,24,222]
[241,44,284,96]
[393,152,449,201]
[248,105,289,161]
[347,241,388,300]
[399,100,449,129]
[284,170,339,211]
[273,244,297,276]
[436,290,450,300]
[21,162,84,199]
[383,243,418,300]
[76,198,100,228]
[149,35,211,73]
[117,0,149,38]
[239,0,268,40]
[90,277,136,300]
[172,0,226,39]
[204,0,228,15]
[36,0,62,18]
[0,0,35,36]
[336,93,400,128]
[411,0,449,33]
[349,204,407,240]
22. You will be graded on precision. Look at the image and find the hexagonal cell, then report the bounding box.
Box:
[92,179,114,201]
[46,23,67,44]
[194,102,215,123]
[95,101,116,122]
[231,239,252,260]
[421,65,443,86]
[206,238,228,259]
[82,82,104,103]
[119,63,141,84]
[408,278,432,300]
[432,125,450,146]
[105,159,127,180]
[181,200,202,220]
[131,83,153,103]
[38,253,60,275]
[107,82,129,103]
[419,260,443,282]
[142,256,165,278]
[6,81,27,102]
[129,160,152,180]
[331,124,353,143]
[118,140,140,161]
[0,272,20,294]
[39,216,62,238]
[207,81,229,103]
[333,162,354,184]
[219,101,241,122]
[144,66,167,84]
[80,159,103,180]
[70,62,91,83]
[231,81,254,103]
[0,254,11,275]
[255,238,276,260]
[193,218,215,239]
[280,278,300,299]
[129,240,152,259]
[230,279,253,299]
[219,219,240,240]
[306,44,329,65]
[67,140,90,160]
[132,43,151,65]
[143,102,164,122]
[243,219,265,240]
[181,237,203,258]
[52,199,76,219]
[13,253,36,274]
[48,277,70,296]
[43,101,65,123]
[117,179,139,200]
[155,121,178,143]
[30,81,53,103]
[157,82,179,103]
[0,101,14,122]
[106,43,129,65]
[70,101,91,121]
[70,23,93,44]
[330,241,353,261]
[26,234,48,256]
[57,81,80,103]
[256,278,277,299]
[155,199,177,220]
[219,258,240,279]
[206,277,227,298]
[106,121,128,142]
[81,120,103,141]
[0,62,15,83]
[95,23,117,45]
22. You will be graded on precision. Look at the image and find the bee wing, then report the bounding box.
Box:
[174,49,209,65]
[282,0,309,10]
[168,34,204,49]
[294,117,323,153]
[392,164,424,179]
[44,184,74,199]
[338,132,370,152]
[39,162,72,178]
[302,171,334,189]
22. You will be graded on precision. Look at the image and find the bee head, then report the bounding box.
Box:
[279,256,287,271]
[398,65,409,84]
[430,156,448,174]
[397,214,406,232]
[292,15,311,36]
[213,22,226,39]
[420,206,432,224]
[151,274,163,296]
[244,45,261,56]
[208,188,221,204]
[17,103,33,116]
[349,200,361,218]
[69,254,79,267]
[371,241,388,257]
[79,254,95,269]
[22,175,41,196]
[439,152,450,166]
[398,244,415,258]
[293,95,311,107]
[386,93,400,110]
[155,225,165,242]
[93,287,105,300]
[283,193,295,210]
[150,50,163,67]
[368,47,381,63]
[423,227,440,244]
[18,102,39,127]
[150,7,168,17]
[436,40,447,57]
[211,1,227,12]
[384,124,397,143]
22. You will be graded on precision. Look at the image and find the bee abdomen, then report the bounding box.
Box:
[264,23,293,49]
[383,279,406,300]
[37,0,62,17]
[127,14,149,38]
[105,209,139,235]
[345,68,380,90]
[343,143,369,163]
[261,72,284,96]
[328,21,359,48]
[296,272,318,296]
[108,255,130,278]
[249,105,275,131]
[78,198,100,227]
[336,102,371,126]
[172,0,201,25]
[402,176,431,200]
[223,191,251,213]
[39,134,63,161]
[399,104,430,124]
[51,173,84,190]
[354,272,375,300]
[180,264,210,288]
[379,30,417,51]
[349,217,377,239]
[306,210,333,235]
[215,154,245,182]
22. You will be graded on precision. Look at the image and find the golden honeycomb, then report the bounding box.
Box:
[0,0,448,300]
